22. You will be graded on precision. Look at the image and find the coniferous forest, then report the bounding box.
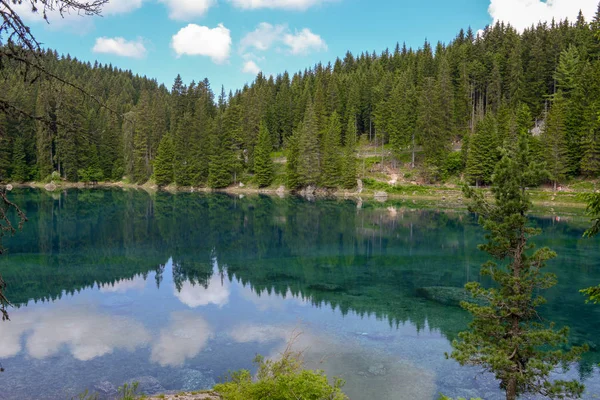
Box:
[1,5,600,189]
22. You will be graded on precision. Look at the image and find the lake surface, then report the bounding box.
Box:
[0,189,599,400]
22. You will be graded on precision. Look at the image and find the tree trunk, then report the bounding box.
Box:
[506,377,517,400]
[411,132,415,168]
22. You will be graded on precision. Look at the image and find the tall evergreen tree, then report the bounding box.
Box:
[10,135,28,183]
[466,113,499,186]
[320,111,342,188]
[341,112,358,189]
[253,121,274,188]
[451,133,586,400]
[154,133,175,186]
[542,91,569,190]
[297,102,321,186]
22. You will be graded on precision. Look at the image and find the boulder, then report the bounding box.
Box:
[416,286,486,307]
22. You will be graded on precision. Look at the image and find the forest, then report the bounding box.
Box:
[1,5,600,189]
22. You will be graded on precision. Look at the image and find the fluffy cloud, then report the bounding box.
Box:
[92,37,147,58]
[240,23,327,56]
[242,60,261,74]
[99,275,147,293]
[159,0,216,21]
[240,22,286,52]
[229,0,333,11]
[0,307,150,361]
[174,272,230,308]
[171,24,231,64]
[150,312,213,367]
[488,0,598,32]
[283,28,327,55]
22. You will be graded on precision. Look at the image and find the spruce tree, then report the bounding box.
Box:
[154,133,175,186]
[451,133,586,400]
[208,114,236,189]
[542,91,569,190]
[298,102,321,186]
[253,121,274,188]
[320,111,342,188]
[10,135,28,183]
[285,128,301,190]
[466,114,499,186]
[341,113,358,189]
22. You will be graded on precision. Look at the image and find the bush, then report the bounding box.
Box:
[214,344,347,400]
[78,167,104,183]
[443,151,464,177]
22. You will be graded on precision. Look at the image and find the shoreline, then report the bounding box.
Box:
[1,180,589,211]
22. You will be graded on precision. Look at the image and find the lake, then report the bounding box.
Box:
[0,189,599,399]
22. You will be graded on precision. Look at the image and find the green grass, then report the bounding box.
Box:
[362,178,430,195]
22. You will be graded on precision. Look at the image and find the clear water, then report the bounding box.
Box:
[0,189,599,400]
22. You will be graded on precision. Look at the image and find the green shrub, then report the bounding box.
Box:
[214,347,347,400]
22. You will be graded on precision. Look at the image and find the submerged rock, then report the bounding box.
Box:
[125,376,165,395]
[94,380,117,396]
[416,286,486,307]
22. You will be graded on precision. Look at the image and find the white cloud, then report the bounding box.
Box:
[488,0,598,32]
[174,260,230,307]
[92,37,147,58]
[240,23,327,57]
[229,0,334,11]
[240,22,287,52]
[283,28,327,55]
[242,60,261,74]
[103,0,144,15]
[159,0,216,21]
[99,275,147,293]
[150,312,213,367]
[0,307,151,361]
[171,23,232,64]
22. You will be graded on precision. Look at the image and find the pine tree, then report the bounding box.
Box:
[417,77,447,177]
[466,113,499,186]
[341,112,358,189]
[208,113,236,189]
[253,121,274,188]
[297,102,321,186]
[451,133,586,400]
[580,108,600,177]
[542,91,569,190]
[320,111,342,188]
[154,133,175,186]
[10,135,28,183]
[285,128,301,190]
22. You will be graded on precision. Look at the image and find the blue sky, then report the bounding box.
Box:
[15,0,599,93]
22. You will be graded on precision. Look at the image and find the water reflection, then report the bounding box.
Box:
[0,189,598,399]
[0,307,151,361]
[150,312,213,367]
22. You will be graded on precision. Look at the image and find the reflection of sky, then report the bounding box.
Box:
[174,257,230,308]
[150,311,213,367]
[0,307,151,360]
[1,256,598,400]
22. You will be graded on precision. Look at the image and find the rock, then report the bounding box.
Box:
[5,184,13,191]
[238,194,244,199]
[416,286,487,307]
[356,179,363,193]
[239,182,245,188]
[374,191,388,202]
[94,380,117,396]
[276,185,285,198]
[367,363,387,376]
[44,182,57,191]
[125,376,165,395]
[163,369,216,393]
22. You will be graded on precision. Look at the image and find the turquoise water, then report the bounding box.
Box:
[0,189,599,399]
